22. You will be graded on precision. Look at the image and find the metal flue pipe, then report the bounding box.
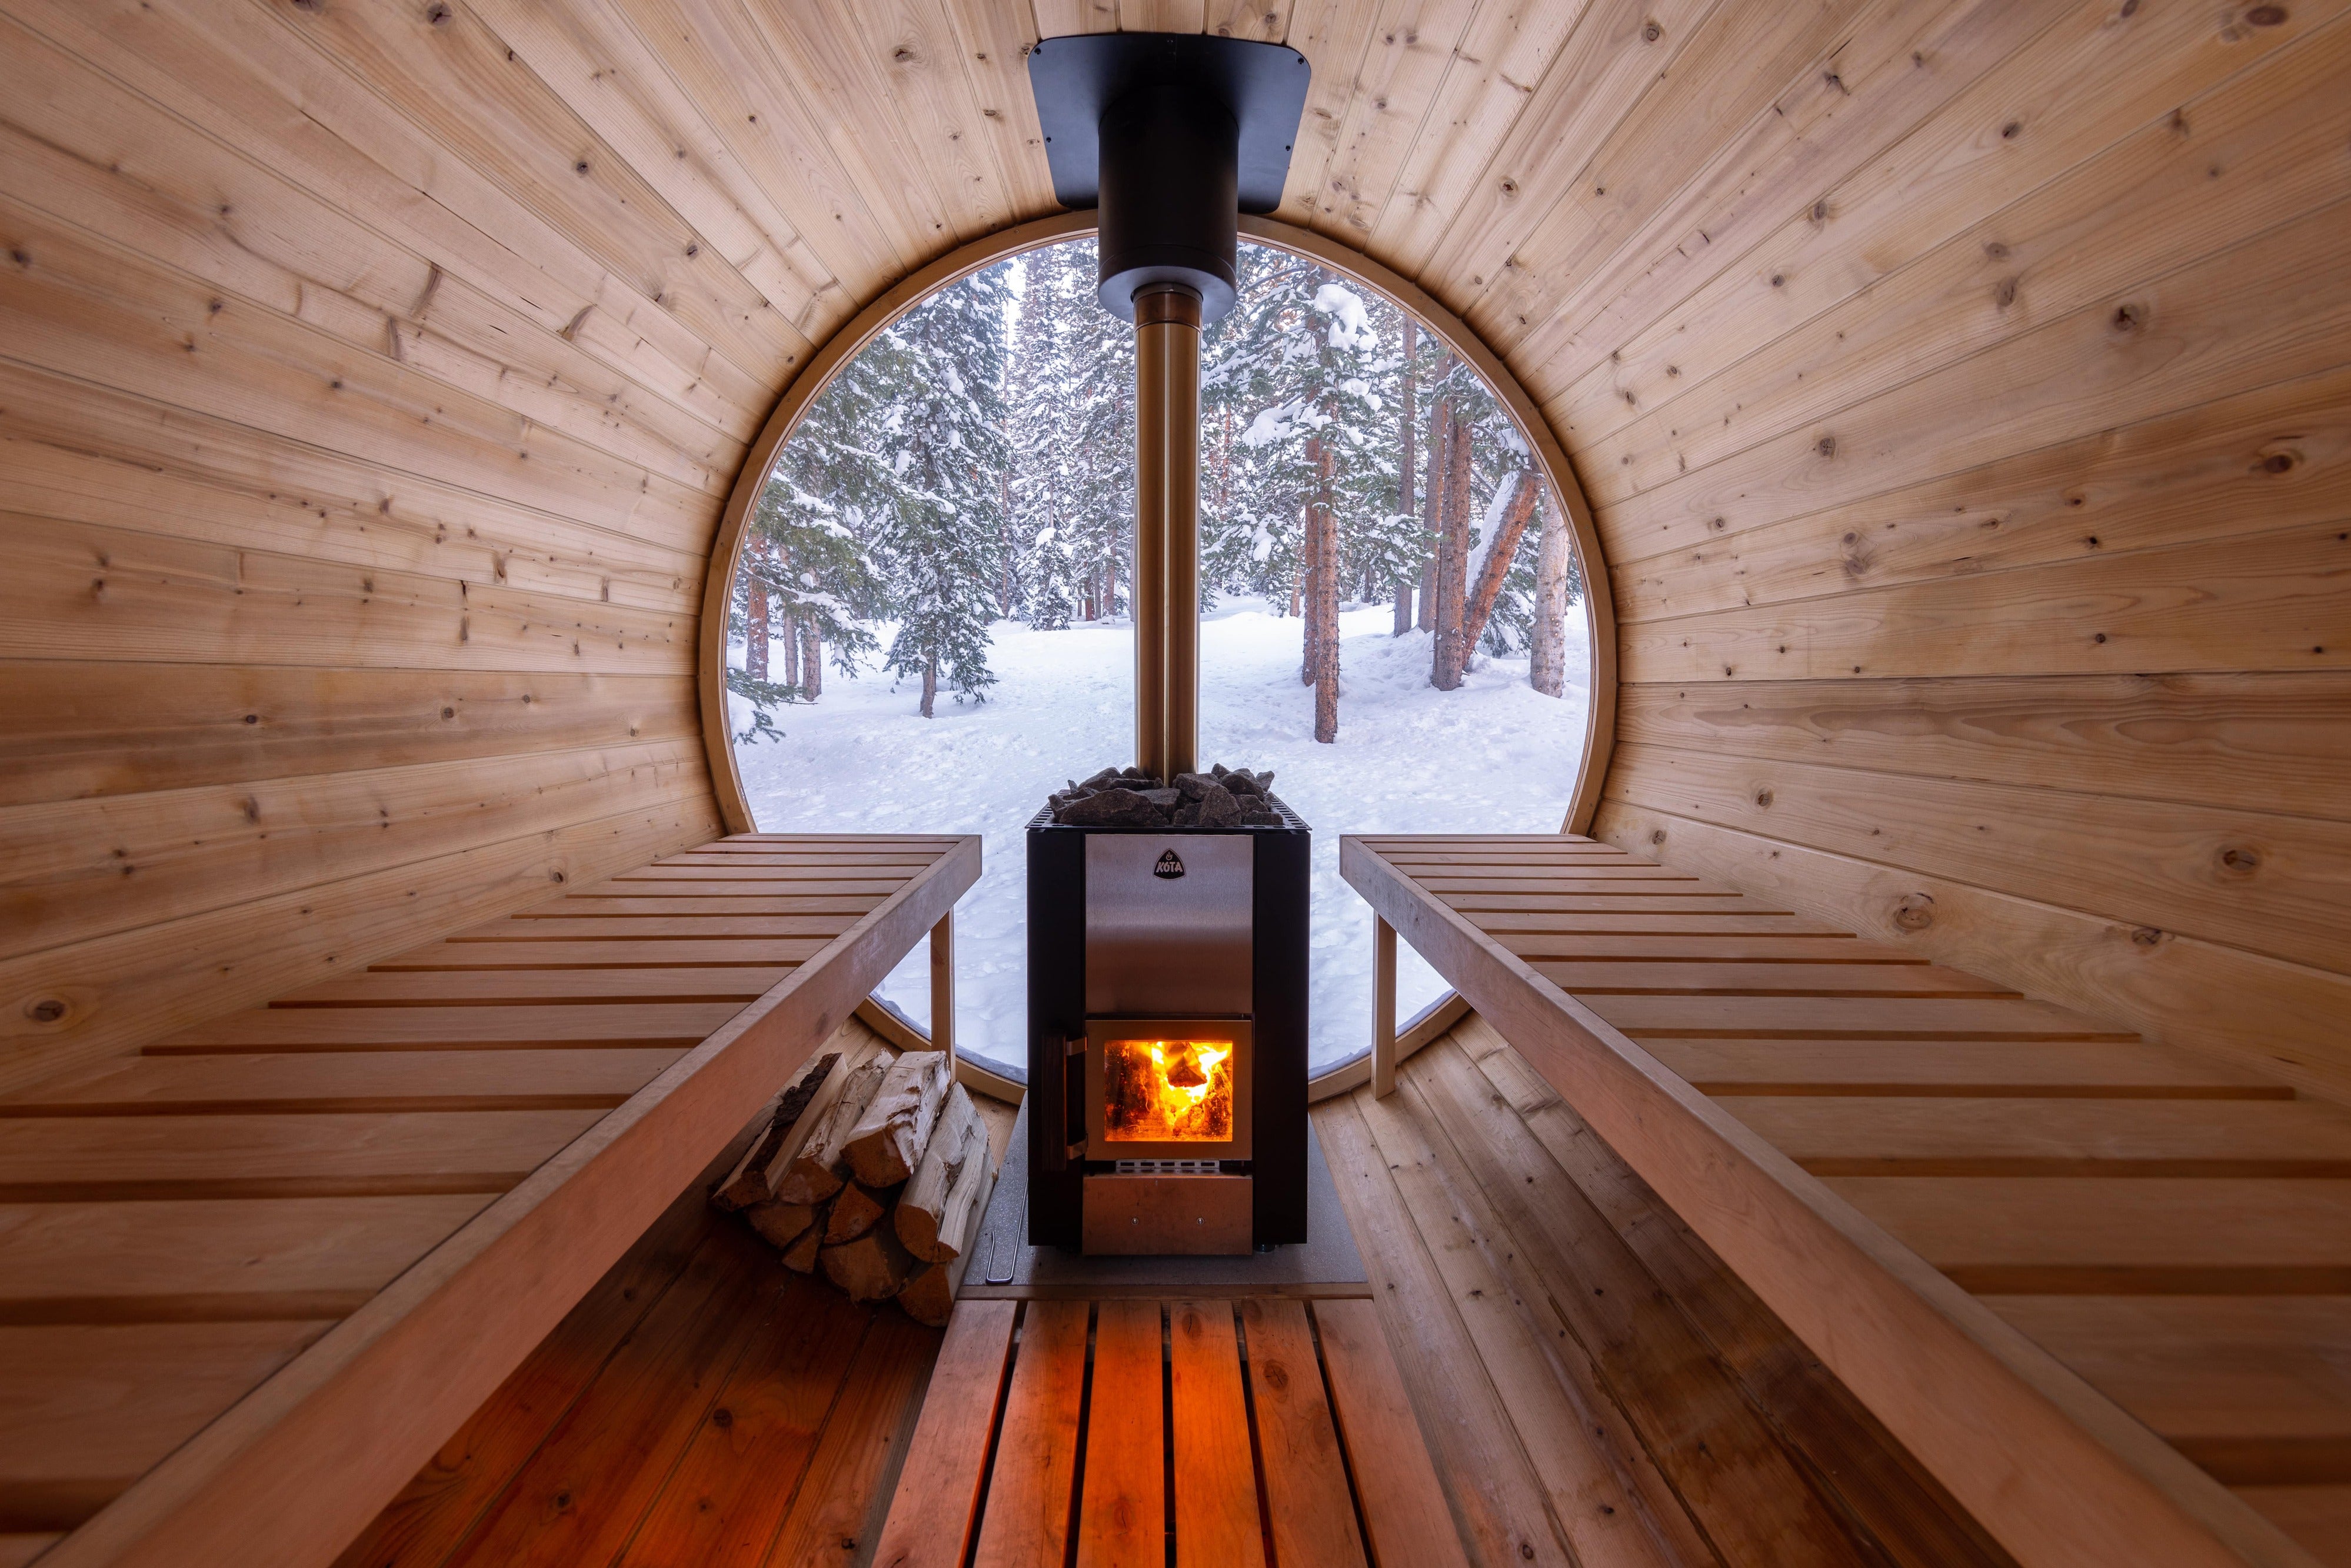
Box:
[1028,34,1307,782]
[1133,282,1202,781]
[1097,86,1234,783]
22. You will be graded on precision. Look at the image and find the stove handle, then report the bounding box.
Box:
[1042,1034,1088,1171]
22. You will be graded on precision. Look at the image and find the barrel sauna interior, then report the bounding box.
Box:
[0,3,2345,1567]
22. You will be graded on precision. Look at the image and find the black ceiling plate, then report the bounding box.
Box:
[1028,33,1310,215]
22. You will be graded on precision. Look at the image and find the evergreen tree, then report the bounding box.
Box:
[867,260,1014,715]
[1011,241,1133,627]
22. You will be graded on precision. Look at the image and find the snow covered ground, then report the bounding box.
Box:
[731,600,1592,1076]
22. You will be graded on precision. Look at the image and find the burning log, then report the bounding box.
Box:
[895,1085,981,1260]
[843,1050,951,1187]
[822,1221,919,1303]
[710,1052,841,1210]
[775,1054,894,1203]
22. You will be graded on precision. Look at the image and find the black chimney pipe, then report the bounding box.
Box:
[1030,35,1308,780]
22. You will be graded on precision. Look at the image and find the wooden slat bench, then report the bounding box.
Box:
[1346,834,2348,1568]
[0,833,977,1568]
[871,1296,1468,1568]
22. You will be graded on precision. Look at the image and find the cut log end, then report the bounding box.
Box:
[711,1051,841,1211]
[844,1051,951,1187]
[775,1052,895,1204]
[825,1181,893,1244]
[821,1223,916,1303]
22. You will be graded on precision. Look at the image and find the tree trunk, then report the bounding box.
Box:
[1416,390,1446,632]
[1458,471,1542,656]
[1310,434,1340,743]
[920,652,937,718]
[1530,484,1572,698]
[1395,317,1417,635]
[1298,480,1320,685]
[746,568,770,681]
[1431,404,1472,690]
[800,621,821,700]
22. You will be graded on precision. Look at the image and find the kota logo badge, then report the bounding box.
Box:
[1153,850,1186,880]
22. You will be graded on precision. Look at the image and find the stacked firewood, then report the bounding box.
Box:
[708,1045,997,1327]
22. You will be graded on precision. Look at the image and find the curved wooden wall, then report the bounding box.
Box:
[3,0,2346,1104]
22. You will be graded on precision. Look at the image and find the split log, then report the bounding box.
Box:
[896,1086,983,1261]
[843,1051,951,1187]
[824,1182,893,1244]
[744,1200,816,1250]
[897,1131,999,1328]
[781,1210,827,1274]
[710,1052,841,1210]
[821,1223,917,1303]
[774,1053,895,1203]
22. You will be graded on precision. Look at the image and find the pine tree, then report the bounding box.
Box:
[1203,251,1399,735]
[865,261,1013,715]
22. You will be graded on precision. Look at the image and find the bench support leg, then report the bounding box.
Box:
[1373,915,1397,1099]
[930,911,955,1058]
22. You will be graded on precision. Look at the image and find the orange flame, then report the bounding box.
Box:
[1103,1037,1234,1143]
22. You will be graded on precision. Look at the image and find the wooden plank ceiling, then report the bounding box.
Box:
[0,0,2344,1103]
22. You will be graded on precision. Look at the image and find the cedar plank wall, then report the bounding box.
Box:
[2,0,2347,1101]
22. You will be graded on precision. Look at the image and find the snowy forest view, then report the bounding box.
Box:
[725,237,1592,1075]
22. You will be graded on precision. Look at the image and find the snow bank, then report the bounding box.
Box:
[732,600,1592,1076]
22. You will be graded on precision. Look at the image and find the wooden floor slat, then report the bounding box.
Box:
[970,1299,1087,1568]
[1076,1300,1164,1568]
[868,1300,1016,1568]
[1238,1299,1366,1568]
[1167,1301,1264,1568]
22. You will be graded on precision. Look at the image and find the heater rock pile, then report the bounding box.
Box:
[1048,762,1285,828]
[707,1046,995,1326]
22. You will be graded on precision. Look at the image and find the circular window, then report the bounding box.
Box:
[706,216,1610,1082]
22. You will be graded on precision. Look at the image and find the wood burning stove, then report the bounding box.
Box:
[1027,804,1308,1253]
[1023,34,1311,1255]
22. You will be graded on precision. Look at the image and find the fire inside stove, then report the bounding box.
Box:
[1102,1037,1233,1143]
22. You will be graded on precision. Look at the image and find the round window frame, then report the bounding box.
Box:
[698,213,1619,1100]
[698,210,1617,840]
